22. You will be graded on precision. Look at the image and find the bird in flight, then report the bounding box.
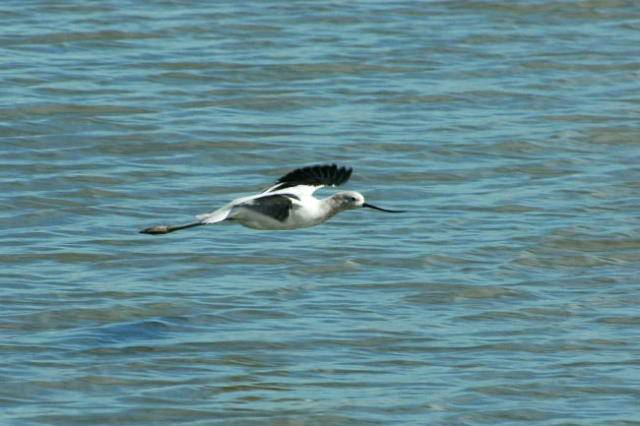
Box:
[140,164,403,235]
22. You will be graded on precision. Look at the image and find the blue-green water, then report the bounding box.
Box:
[2,1,640,424]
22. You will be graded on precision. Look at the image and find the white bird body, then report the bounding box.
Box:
[140,164,402,235]
[196,185,332,230]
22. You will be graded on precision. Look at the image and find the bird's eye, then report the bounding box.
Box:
[349,196,357,201]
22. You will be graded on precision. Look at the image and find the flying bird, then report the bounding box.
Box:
[140,164,403,235]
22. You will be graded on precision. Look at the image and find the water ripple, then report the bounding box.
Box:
[2,0,640,424]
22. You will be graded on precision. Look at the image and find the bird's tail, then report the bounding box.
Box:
[140,221,203,235]
[196,206,231,224]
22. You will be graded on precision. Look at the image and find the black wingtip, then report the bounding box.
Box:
[275,164,353,189]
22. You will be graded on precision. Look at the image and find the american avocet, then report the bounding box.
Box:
[140,164,403,235]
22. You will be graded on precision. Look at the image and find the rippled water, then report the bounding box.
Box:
[2,1,640,424]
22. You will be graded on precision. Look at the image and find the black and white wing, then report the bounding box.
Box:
[197,164,352,225]
[262,164,353,195]
[236,193,300,222]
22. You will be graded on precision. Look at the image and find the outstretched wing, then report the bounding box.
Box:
[237,194,299,222]
[262,164,353,194]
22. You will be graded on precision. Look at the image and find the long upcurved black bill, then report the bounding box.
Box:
[362,203,405,213]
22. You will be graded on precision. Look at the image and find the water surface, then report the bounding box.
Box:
[2,1,640,424]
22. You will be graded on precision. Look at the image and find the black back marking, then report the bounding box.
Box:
[240,194,295,222]
[271,164,352,191]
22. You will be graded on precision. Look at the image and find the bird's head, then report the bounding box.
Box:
[332,191,365,210]
[331,191,405,213]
